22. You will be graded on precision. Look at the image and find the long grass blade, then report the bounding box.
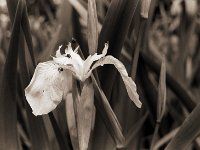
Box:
[150,56,166,150]
[165,103,200,150]
[92,75,125,148]
[88,0,98,54]
[0,0,23,149]
[49,112,73,150]
[65,93,79,150]
[141,51,196,112]
[21,0,36,67]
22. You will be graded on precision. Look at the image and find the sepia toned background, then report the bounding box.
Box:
[0,0,200,149]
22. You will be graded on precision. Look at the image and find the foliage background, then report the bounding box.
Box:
[0,0,200,149]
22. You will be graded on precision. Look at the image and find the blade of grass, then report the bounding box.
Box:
[165,102,200,150]
[138,59,157,121]
[21,0,36,67]
[157,56,167,123]
[140,51,196,112]
[131,18,147,80]
[65,93,79,150]
[0,0,23,149]
[150,56,166,150]
[92,75,125,148]
[49,112,73,150]
[38,25,62,62]
[153,127,179,150]
[88,0,98,54]
[125,112,148,147]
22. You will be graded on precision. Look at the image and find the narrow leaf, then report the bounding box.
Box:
[165,103,200,150]
[0,0,23,149]
[49,112,72,150]
[73,79,95,150]
[150,56,167,150]
[157,56,166,121]
[92,75,125,148]
[88,0,98,54]
[65,93,79,150]
[38,25,62,62]
[141,51,196,112]
[153,127,179,150]
[21,0,36,67]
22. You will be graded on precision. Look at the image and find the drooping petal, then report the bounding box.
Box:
[25,61,71,116]
[87,55,142,108]
[83,43,108,77]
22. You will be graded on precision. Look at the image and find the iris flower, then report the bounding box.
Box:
[25,42,142,116]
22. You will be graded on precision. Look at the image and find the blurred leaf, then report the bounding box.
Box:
[165,103,200,150]
[153,127,179,150]
[38,25,62,62]
[88,0,98,54]
[68,0,87,27]
[21,1,36,67]
[0,0,23,149]
[73,79,95,150]
[131,18,147,80]
[157,56,166,121]
[49,112,72,150]
[65,93,79,150]
[140,0,151,19]
[125,112,148,147]
[150,56,166,150]
[57,0,73,45]
[92,75,125,148]
[141,51,196,112]
[138,59,157,121]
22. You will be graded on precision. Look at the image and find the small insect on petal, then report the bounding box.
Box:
[58,67,64,72]
[25,61,71,116]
